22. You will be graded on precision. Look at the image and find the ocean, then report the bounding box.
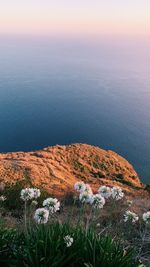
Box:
[0,35,150,183]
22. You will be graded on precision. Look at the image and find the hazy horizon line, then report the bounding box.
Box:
[0,32,150,40]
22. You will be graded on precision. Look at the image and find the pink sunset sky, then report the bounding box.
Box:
[0,0,150,36]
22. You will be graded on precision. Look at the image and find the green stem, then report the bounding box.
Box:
[85,207,93,233]
[24,201,27,230]
[77,203,85,226]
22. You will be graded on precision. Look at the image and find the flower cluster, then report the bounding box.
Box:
[90,194,105,209]
[34,208,49,224]
[124,210,139,223]
[75,181,125,209]
[19,183,149,228]
[98,186,111,199]
[143,211,150,223]
[20,188,35,201]
[75,181,93,204]
[111,186,124,200]
[31,195,61,224]
[20,188,41,201]
[43,198,60,213]
[64,235,74,247]
[79,191,93,204]
[74,181,86,193]
[98,185,124,201]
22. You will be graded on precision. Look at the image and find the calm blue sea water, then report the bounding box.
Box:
[0,35,150,183]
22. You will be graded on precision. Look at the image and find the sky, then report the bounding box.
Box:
[0,0,150,36]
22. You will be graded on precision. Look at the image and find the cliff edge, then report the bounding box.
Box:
[0,144,143,196]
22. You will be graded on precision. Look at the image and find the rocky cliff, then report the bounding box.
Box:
[0,144,143,196]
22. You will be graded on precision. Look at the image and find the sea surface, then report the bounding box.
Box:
[0,35,150,183]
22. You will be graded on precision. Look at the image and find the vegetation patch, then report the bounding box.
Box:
[0,224,138,267]
[0,182,149,266]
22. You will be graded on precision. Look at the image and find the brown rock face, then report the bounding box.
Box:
[0,144,143,196]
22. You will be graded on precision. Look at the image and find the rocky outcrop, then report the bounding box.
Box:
[0,144,143,196]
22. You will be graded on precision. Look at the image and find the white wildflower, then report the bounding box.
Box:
[90,194,105,209]
[124,210,139,223]
[0,195,7,201]
[34,208,49,224]
[143,211,150,223]
[98,186,111,199]
[74,181,86,192]
[79,191,92,204]
[127,199,133,207]
[33,188,41,199]
[20,188,35,201]
[111,186,124,200]
[84,184,93,194]
[74,182,93,196]
[64,235,74,247]
[43,198,60,213]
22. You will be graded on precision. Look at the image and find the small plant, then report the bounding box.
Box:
[20,188,41,229]
[124,210,139,223]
